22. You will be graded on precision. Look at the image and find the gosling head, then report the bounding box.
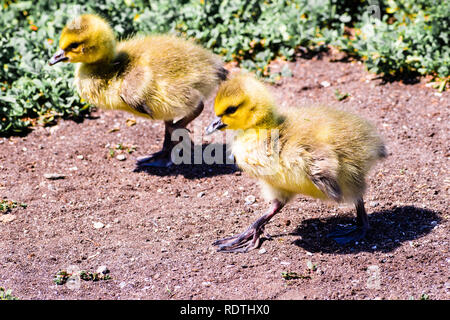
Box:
[49,14,116,66]
[206,74,276,134]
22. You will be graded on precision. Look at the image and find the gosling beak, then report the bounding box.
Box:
[205,116,227,135]
[48,49,68,66]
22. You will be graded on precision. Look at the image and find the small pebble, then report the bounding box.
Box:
[244,195,256,205]
[119,282,127,289]
[116,154,126,161]
[0,214,16,223]
[44,173,66,180]
[280,261,290,266]
[258,248,267,254]
[197,191,206,198]
[93,221,105,229]
[49,126,59,134]
[77,155,84,160]
[96,266,110,275]
[320,80,331,87]
[202,281,211,287]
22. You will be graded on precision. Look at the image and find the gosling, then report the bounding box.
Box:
[206,74,386,252]
[49,14,227,167]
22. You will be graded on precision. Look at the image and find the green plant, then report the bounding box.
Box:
[54,269,111,285]
[281,271,311,280]
[0,287,19,300]
[53,270,70,285]
[420,293,430,300]
[335,1,449,79]
[1,0,447,136]
[334,89,350,101]
[0,199,27,212]
[1,1,94,136]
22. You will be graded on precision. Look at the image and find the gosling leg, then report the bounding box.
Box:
[173,100,204,129]
[327,197,369,245]
[136,121,176,167]
[214,200,284,253]
[137,101,204,167]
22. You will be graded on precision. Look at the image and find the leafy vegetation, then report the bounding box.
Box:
[334,0,450,79]
[281,271,311,280]
[0,199,27,212]
[0,287,19,300]
[54,269,111,285]
[1,0,448,135]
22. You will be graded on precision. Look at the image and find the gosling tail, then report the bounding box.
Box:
[216,66,229,82]
[377,144,387,159]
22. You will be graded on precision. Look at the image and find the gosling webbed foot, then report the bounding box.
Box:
[214,200,284,253]
[213,226,263,253]
[136,150,173,168]
[326,224,367,245]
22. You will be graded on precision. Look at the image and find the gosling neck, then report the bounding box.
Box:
[252,106,285,130]
[80,49,121,76]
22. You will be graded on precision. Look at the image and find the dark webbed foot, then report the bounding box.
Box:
[214,200,284,253]
[136,102,204,169]
[326,225,367,245]
[136,150,173,168]
[327,197,369,245]
[214,225,264,253]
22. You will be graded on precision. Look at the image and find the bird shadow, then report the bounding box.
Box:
[134,143,238,179]
[273,206,442,254]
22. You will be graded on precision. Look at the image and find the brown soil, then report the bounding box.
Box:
[0,53,449,300]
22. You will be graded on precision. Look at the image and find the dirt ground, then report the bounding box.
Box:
[0,52,448,300]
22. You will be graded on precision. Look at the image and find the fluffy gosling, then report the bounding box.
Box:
[206,74,386,252]
[49,14,227,167]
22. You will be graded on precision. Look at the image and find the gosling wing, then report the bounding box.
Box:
[119,64,154,117]
[307,149,342,202]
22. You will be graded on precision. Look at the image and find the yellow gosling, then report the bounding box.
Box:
[206,74,386,252]
[49,14,227,167]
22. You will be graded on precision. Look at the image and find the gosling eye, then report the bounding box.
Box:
[225,106,238,115]
[67,42,81,50]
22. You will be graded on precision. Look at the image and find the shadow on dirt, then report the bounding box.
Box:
[287,206,441,254]
[134,143,238,179]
